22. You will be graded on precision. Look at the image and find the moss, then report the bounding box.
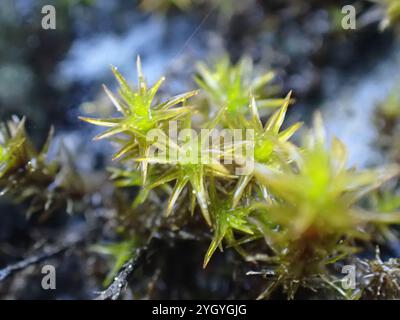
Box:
[0,117,84,217]
[81,57,400,299]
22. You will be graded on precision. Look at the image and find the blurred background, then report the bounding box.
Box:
[1,0,400,299]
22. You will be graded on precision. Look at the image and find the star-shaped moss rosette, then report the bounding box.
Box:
[79,56,198,184]
[134,112,233,226]
[195,56,286,128]
[231,91,302,208]
[250,113,400,299]
[203,180,257,268]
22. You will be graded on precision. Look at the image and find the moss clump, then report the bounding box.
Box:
[81,56,400,299]
[0,117,84,217]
